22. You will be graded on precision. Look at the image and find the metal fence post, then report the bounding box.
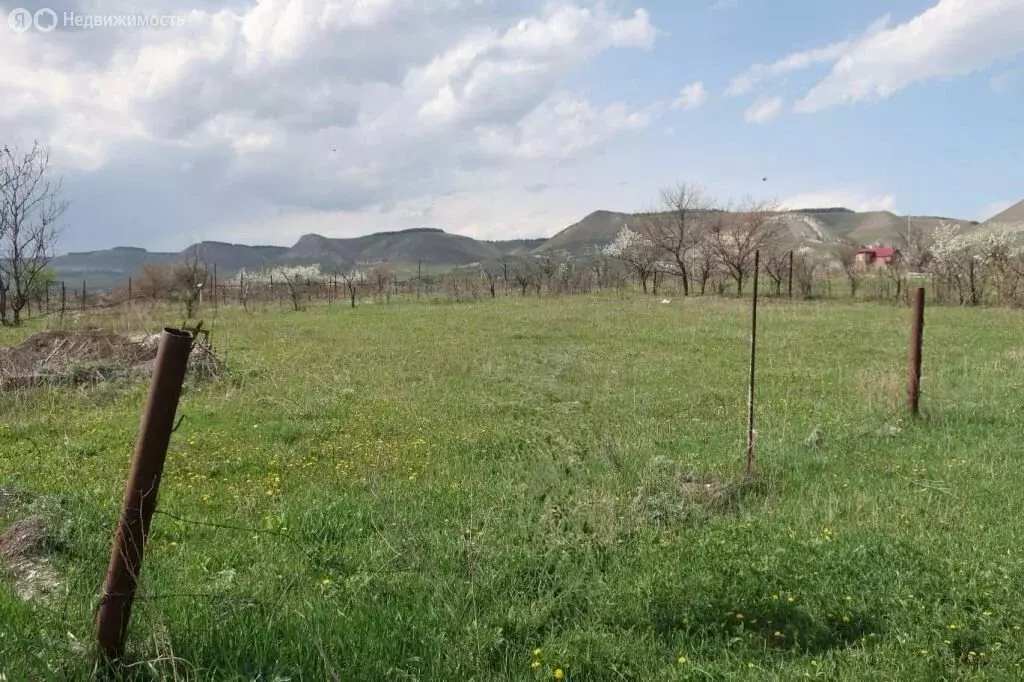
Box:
[787,250,794,298]
[95,328,193,660]
[908,287,925,417]
[746,250,760,476]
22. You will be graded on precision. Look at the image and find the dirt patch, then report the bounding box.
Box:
[0,329,224,388]
[0,516,60,600]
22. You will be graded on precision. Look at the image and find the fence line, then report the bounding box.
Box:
[10,264,1021,328]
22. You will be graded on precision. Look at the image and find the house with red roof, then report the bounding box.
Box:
[855,246,901,269]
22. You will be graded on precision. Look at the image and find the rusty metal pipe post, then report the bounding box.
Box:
[95,328,193,660]
[908,287,925,417]
[787,249,794,298]
[746,250,760,476]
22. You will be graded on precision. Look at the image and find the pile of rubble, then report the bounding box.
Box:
[0,329,224,388]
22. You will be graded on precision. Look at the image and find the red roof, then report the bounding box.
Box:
[857,247,898,259]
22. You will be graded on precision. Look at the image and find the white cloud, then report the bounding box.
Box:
[726,39,852,97]
[780,190,897,213]
[413,5,655,127]
[672,81,708,110]
[796,0,1024,112]
[476,94,650,161]
[0,0,659,250]
[725,16,890,97]
[744,95,783,123]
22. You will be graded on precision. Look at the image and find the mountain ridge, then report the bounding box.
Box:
[50,202,1020,288]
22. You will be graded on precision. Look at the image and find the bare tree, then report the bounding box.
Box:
[0,143,67,326]
[762,236,797,296]
[835,243,864,299]
[138,263,175,301]
[278,269,308,311]
[340,269,360,308]
[895,217,933,272]
[172,251,209,318]
[481,265,499,298]
[237,269,254,313]
[878,255,906,302]
[647,184,713,296]
[512,258,534,296]
[708,199,780,296]
[368,263,393,303]
[686,241,716,296]
[585,245,614,290]
[604,225,660,293]
[792,248,821,299]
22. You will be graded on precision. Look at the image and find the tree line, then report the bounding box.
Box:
[5,147,1023,328]
[595,183,1024,307]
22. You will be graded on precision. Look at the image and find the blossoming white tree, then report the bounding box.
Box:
[236,264,326,311]
[929,224,1024,305]
[603,225,661,293]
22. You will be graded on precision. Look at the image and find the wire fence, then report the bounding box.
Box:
[11,256,1021,329]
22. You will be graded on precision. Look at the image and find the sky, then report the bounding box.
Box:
[1,0,1022,253]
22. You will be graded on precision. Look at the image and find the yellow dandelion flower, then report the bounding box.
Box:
[677,656,688,665]
[553,668,564,680]
[948,623,958,630]
[919,649,928,656]
[983,610,994,616]
[787,595,796,603]
[735,613,744,620]
[841,615,850,623]
[533,648,542,657]
[531,661,541,670]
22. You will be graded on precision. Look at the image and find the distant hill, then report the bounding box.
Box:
[277,227,518,266]
[50,228,551,287]
[972,199,1024,239]
[983,199,1024,227]
[184,242,289,272]
[534,207,982,254]
[50,247,178,287]
[490,238,546,256]
[537,210,635,253]
[52,202,1007,288]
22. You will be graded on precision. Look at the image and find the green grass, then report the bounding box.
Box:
[1,295,1023,680]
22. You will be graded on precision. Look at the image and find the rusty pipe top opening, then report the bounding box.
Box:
[162,327,194,339]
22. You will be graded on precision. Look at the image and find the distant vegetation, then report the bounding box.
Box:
[48,196,1023,292]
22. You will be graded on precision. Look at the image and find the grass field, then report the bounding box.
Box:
[1,295,1023,680]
